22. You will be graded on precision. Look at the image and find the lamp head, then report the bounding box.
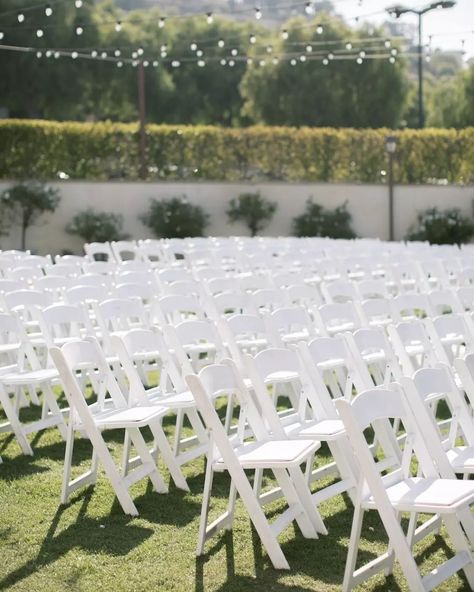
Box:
[385,135,398,154]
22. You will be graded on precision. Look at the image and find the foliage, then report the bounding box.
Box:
[427,64,474,129]
[227,192,277,236]
[405,207,474,245]
[1,121,474,184]
[66,208,130,243]
[292,199,356,239]
[0,182,60,249]
[240,18,409,128]
[140,196,209,238]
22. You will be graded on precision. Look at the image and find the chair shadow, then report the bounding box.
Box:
[0,487,154,591]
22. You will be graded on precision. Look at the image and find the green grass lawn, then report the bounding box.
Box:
[0,404,472,592]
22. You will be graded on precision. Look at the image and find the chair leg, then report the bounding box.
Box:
[61,421,75,504]
[148,420,189,491]
[173,408,185,455]
[126,427,168,494]
[342,505,365,592]
[197,455,215,556]
[444,513,474,588]
[121,429,132,477]
[42,383,67,439]
[0,388,33,455]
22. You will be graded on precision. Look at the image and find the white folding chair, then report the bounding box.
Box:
[50,337,170,515]
[186,362,323,569]
[264,306,318,347]
[388,320,438,376]
[314,302,362,336]
[336,387,474,592]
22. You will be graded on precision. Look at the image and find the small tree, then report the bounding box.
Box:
[140,196,209,238]
[405,207,474,245]
[0,182,60,250]
[66,209,130,243]
[292,199,356,239]
[227,192,277,237]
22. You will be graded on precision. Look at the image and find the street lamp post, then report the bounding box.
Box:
[385,135,398,241]
[387,1,456,129]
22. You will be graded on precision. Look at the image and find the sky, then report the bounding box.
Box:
[332,0,474,59]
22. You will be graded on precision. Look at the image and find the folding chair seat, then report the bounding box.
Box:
[388,320,438,376]
[356,279,390,300]
[0,279,22,297]
[428,288,463,316]
[314,302,363,337]
[186,362,324,569]
[50,338,172,515]
[336,387,474,592]
[54,254,86,266]
[194,268,226,283]
[0,313,65,455]
[272,271,302,289]
[460,267,474,287]
[321,280,358,304]
[264,306,318,347]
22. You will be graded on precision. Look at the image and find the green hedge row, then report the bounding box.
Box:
[1,120,473,184]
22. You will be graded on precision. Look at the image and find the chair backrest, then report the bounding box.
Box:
[114,282,155,305]
[356,279,389,300]
[38,303,94,346]
[84,242,115,262]
[390,293,433,322]
[321,280,358,304]
[265,306,317,346]
[358,297,393,329]
[111,240,138,262]
[65,284,104,305]
[428,289,463,316]
[151,294,204,326]
[314,302,362,336]
[94,298,148,351]
[387,320,437,376]
[454,353,474,413]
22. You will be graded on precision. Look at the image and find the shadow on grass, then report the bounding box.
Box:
[0,487,154,591]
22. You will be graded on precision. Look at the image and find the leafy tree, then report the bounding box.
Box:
[240,16,408,128]
[227,192,276,236]
[66,208,129,243]
[0,182,60,249]
[140,196,209,238]
[405,207,474,245]
[292,199,356,238]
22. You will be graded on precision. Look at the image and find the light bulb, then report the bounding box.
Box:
[266,45,272,53]
[190,42,197,51]
[117,61,123,67]
[304,2,314,15]
[229,59,235,67]
[384,39,391,48]
[36,51,42,58]
[75,0,82,7]
[359,50,366,58]
[197,59,205,67]
[259,59,266,66]
[132,60,138,67]
[160,51,167,58]
[159,17,165,28]
[328,52,334,60]
[196,49,203,57]
[356,57,363,64]
[316,24,323,34]
[160,44,167,52]
[17,12,25,23]
[46,50,52,57]
[299,54,306,62]
[114,49,120,57]
[75,26,83,35]
[290,58,297,66]
[389,56,396,63]
[425,55,431,62]
[172,60,180,67]
[306,44,312,53]
[72,51,78,59]
[54,51,60,59]
[322,58,329,65]
[115,21,122,32]
[391,48,397,55]
[345,42,352,50]
[137,47,144,56]
[91,50,98,57]
[101,52,107,58]
[282,29,288,40]
[0,32,4,40]
[220,58,227,65]
[255,7,262,19]
[143,60,149,67]
[272,57,279,64]
[45,5,53,16]
[246,57,252,64]
[231,48,238,56]
[206,12,213,24]
[131,51,137,59]
[249,34,256,44]
[36,29,44,38]
[218,39,225,47]
[152,60,159,67]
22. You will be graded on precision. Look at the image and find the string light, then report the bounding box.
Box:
[282,29,289,40]
[290,58,297,65]
[36,29,43,38]
[391,48,397,55]
[143,60,149,66]
[91,50,97,57]
[101,51,107,58]
[425,55,431,62]
[328,52,334,60]
[36,50,42,57]
[259,59,265,66]
[114,49,120,56]
[299,54,306,62]
[206,12,213,24]
[115,21,122,32]
[356,56,363,64]
[131,51,138,58]
[249,34,256,44]
[0,32,4,40]
[75,0,82,7]
[45,49,52,57]
[75,26,83,35]
[117,60,123,67]
[389,56,396,63]
[196,49,203,57]
[255,7,262,20]
[304,2,314,15]
[190,42,197,51]
[359,50,366,57]
[272,56,279,64]
[384,39,391,48]
[45,5,53,17]
[306,44,312,52]
[152,60,158,67]
[220,58,226,65]
[72,51,78,59]
[172,59,180,67]
[218,39,225,47]
[229,59,235,66]
[197,59,205,67]
[137,47,144,56]
[17,12,25,23]
[345,42,352,50]
[316,24,324,34]
[159,17,165,28]
[266,45,273,53]
[246,57,252,64]
[132,60,138,66]
[231,48,238,56]
[54,51,60,58]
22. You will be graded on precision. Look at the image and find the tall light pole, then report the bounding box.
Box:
[387,1,456,128]
[385,135,398,241]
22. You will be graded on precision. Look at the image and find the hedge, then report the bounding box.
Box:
[0,120,473,184]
